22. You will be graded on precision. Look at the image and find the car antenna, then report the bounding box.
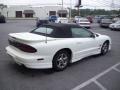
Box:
[45,27,47,43]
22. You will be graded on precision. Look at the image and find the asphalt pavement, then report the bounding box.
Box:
[0,20,120,90]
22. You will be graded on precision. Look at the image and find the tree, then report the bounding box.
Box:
[71,9,120,17]
[0,4,7,15]
[0,4,7,10]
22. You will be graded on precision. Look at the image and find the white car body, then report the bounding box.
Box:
[6,23,111,70]
[55,17,68,23]
[76,18,91,28]
[109,20,120,30]
[74,16,81,22]
[113,17,120,22]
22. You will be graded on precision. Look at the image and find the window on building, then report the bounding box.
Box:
[49,11,56,16]
[25,14,33,18]
[57,10,68,18]
[16,11,22,18]
[58,13,67,17]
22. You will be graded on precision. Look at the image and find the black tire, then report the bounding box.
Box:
[101,41,109,55]
[110,28,113,30]
[3,20,6,23]
[86,27,90,29]
[59,21,61,23]
[53,50,70,71]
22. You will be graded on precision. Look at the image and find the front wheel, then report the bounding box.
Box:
[101,42,109,55]
[53,50,70,71]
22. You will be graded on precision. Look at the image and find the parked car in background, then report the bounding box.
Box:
[97,15,112,23]
[6,23,111,71]
[76,18,91,28]
[109,20,120,30]
[0,15,6,23]
[87,16,93,23]
[36,17,49,27]
[55,17,68,23]
[112,17,120,23]
[100,18,113,28]
[73,16,81,23]
[97,15,106,23]
[49,15,58,22]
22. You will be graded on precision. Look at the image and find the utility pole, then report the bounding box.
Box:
[70,0,72,19]
[62,0,63,10]
[111,0,115,15]
[75,0,82,16]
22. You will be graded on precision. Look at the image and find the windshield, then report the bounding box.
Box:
[50,16,57,19]
[75,16,81,18]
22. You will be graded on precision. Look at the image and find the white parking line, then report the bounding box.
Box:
[113,67,120,73]
[94,80,107,90]
[72,62,120,90]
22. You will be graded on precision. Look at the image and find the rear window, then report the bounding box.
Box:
[75,16,81,18]
[33,27,53,34]
[79,19,89,22]
[31,27,55,37]
[101,19,112,22]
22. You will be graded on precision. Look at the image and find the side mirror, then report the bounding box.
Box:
[95,33,99,37]
[90,33,96,38]
[91,33,99,38]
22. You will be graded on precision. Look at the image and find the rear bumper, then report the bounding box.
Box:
[6,46,52,69]
[109,27,120,30]
[100,23,111,27]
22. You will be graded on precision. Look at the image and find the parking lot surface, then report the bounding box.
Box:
[0,20,120,90]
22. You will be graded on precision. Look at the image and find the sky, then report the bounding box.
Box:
[0,0,120,9]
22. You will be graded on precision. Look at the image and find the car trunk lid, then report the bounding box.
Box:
[9,32,55,42]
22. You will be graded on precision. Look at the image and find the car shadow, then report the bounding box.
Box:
[8,51,113,77]
[68,51,113,68]
[8,62,55,77]
[69,54,101,66]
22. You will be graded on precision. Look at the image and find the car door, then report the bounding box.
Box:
[71,27,99,62]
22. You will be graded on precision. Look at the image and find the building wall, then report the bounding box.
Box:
[2,5,69,18]
[7,5,34,18]
[0,8,7,16]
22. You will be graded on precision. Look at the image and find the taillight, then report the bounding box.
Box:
[19,44,37,53]
[8,39,37,53]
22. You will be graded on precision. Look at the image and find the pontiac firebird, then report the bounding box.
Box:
[6,23,111,71]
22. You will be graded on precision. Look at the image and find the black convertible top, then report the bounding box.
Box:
[32,23,82,38]
[42,23,80,29]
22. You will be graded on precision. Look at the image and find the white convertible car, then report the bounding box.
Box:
[6,23,111,71]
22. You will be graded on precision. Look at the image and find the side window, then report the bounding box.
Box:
[71,28,93,38]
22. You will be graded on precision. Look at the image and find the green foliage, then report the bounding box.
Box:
[0,4,7,10]
[71,9,120,17]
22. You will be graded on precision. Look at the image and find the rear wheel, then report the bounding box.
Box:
[53,50,70,71]
[101,41,109,55]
